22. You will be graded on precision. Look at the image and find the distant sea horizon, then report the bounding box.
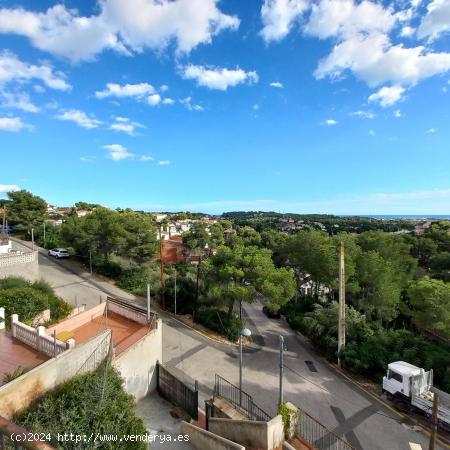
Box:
[342,214,450,220]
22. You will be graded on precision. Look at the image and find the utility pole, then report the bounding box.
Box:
[194,256,201,319]
[429,393,439,450]
[279,335,284,407]
[174,269,177,315]
[43,222,46,249]
[147,283,151,322]
[31,228,35,252]
[338,240,346,367]
[159,226,165,310]
[89,249,93,274]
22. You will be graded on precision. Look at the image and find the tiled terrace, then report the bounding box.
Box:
[0,330,49,387]
[70,311,149,355]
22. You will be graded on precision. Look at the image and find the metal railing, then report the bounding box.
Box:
[0,416,55,449]
[213,374,271,422]
[296,407,356,450]
[106,296,158,328]
[76,331,112,375]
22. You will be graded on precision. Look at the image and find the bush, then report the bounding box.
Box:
[15,364,148,450]
[0,277,71,326]
[196,306,244,341]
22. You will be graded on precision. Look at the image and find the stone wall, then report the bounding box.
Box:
[0,251,39,281]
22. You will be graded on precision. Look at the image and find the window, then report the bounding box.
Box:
[388,370,403,383]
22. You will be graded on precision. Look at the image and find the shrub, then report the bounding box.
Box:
[0,277,71,326]
[2,366,29,384]
[15,364,148,450]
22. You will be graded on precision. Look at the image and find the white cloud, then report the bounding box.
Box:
[369,129,375,136]
[109,117,145,135]
[180,96,204,111]
[140,155,154,161]
[56,109,102,129]
[0,1,239,61]
[400,25,415,37]
[96,82,155,99]
[158,160,171,165]
[260,0,309,42]
[253,103,260,111]
[269,81,284,88]
[103,144,134,161]
[427,127,437,133]
[0,51,70,90]
[368,85,405,107]
[147,93,161,106]
[0,184,19,193]
[162,98,175,105]
[0,116,28,132]
[323,118,338,125]
[160,84,169,92]
[304,0,396,40]
[80,156,95,163]
[417,0,450,41]
[1,91,39,112]
[394,109,402,117]
[350,110,375,118]
[314,33,450,88]
[181,64,258,90]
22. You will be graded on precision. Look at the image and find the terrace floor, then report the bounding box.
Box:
[0,330,49,387]
[70,311,149,355]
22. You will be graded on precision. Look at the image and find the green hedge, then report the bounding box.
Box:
[15,364,147,450]
[0,277,71,326]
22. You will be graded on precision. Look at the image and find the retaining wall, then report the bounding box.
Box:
[0,251,39,281]
[181,421,244,450]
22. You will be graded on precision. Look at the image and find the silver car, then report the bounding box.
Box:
[48,248,70,259]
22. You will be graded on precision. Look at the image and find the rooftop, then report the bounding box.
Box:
[0,331,49,387]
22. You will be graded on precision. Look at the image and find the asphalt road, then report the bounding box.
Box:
[14,239,443,450]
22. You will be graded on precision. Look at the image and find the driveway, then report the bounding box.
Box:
[15,239,443,450]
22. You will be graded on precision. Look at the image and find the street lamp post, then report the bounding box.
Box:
[174,269,177,315]
[239,327,252,406]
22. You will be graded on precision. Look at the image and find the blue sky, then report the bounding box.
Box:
[0,0,449,214]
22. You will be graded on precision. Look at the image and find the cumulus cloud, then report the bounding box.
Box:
[56,109,102,129]
[269,81,284,88]
[368,85,405,107]
[103,144,134,161]
[95,82,155,99]
[0,184,19,193]
[323,119,338,125]
[0,116,28,132]
[181,64,258,90]
[1,91,39,112]
[147,94,161,106]
[260,0,309,42]
[109,117,145,135]
[0,0,239,61]
[417,0,450,41]
[162,98,175,105]
[158,160,171,165]
[180,96,203,111]
[0,51,70,90]
[314,33,450,90]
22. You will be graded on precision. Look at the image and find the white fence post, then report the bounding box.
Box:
[36,326,46,351]
[0,307,4,330]
[11,314,18,337]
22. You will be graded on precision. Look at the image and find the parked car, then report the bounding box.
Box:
[48,248,70,259]
[262,305,281,319]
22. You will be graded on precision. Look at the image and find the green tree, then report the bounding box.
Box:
[429,252,450,281]
[6,190,47,235]
[182,221,210,253]
[203,245,296,318]
[407,277,450,338]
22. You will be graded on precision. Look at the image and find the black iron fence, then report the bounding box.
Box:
[296,406,356,450]
[213,374,271,422]
[157,362,198,420]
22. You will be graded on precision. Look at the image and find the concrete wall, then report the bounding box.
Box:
[0,251,39,281]
[181,421,244,450]
[209,415,284,450]
[113,319,162,400]
[0,330,111,419]
[47,303,105,335]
